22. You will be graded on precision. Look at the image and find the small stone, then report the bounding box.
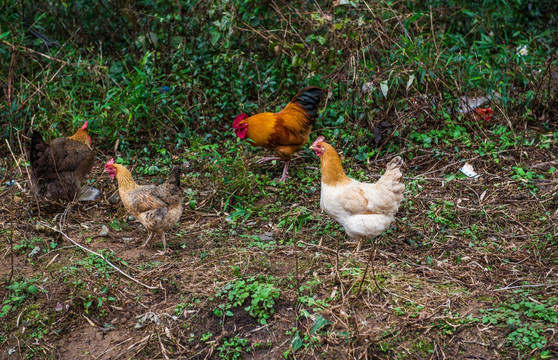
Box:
[79,186,101,201]
[99,225,109,236]
[28,246,41,257]
[259,232,274,241]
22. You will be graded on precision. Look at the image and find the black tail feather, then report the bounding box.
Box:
[30,131,47,164]
[292,86,323,120]
[167,167,181,188]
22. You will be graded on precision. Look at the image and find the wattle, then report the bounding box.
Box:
[234,127,248,139]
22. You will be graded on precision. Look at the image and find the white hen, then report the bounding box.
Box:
[310,136,404,245]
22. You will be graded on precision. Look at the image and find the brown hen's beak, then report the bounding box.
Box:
[309,145,315,150]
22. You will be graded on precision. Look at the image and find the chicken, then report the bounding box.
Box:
[30,122,94,202]
[232,86,323,181]
[104,159,183,253]
[309,136,404,246]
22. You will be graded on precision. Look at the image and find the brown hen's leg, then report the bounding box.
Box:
[156,233,167,255]
[142,232,153,247]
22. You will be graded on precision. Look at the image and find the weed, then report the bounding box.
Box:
[217,337,249,360]
[0,277,41,318]
[477,290,558,351]
[214,276,280,325]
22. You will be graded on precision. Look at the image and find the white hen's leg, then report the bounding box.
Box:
[354,239,362,252]
[142,232,153,247]
[256,156,281,164]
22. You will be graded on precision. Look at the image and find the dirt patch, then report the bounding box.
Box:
[55,325,134,360]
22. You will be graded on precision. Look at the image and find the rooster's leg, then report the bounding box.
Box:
[142,232,153,247]
[256,156,281,164]
[278,161,290,182]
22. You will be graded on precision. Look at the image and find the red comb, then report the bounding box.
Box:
[81,121,88,130]
[473,108,493,121]
[232,113,249,127]
[311,135,326,148]
[105,158,115,169]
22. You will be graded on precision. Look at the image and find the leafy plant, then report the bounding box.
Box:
[214,276,280,325]
[217,337,249,360]
[477,292,558,352]
[1,278,41,318]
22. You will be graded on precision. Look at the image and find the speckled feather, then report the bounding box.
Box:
[117,167,183,235]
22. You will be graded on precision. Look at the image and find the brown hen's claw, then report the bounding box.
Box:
[142,232,153,247]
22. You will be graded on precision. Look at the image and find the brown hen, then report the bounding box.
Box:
[105,159,183,253]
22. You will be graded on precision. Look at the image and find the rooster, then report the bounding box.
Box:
[232,86,323,181]
[310,136,404,248]
[30,122,94,202]
[105,159,183,253]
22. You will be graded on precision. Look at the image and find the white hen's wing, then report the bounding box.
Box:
[321,180,368,221]
[327,180,397,216]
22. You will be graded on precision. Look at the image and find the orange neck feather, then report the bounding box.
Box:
[68,129,92,149]
[113,164,139,192]
[245,113,276,147]
[320,143,350,186]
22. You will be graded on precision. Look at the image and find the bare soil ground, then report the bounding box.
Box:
[1,136,557,359]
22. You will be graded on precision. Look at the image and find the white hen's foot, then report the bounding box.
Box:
[355,240,362,252]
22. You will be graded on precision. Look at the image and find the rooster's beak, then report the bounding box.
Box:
[309,145,314,150]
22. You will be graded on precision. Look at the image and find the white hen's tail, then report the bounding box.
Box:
[377,156,404,193]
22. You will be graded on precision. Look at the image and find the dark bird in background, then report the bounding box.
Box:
[30,122,94,203]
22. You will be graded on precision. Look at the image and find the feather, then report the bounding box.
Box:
[233,86,324,181]
[106,162,183,251]
[311,138,404,240]
[30,127,94,202]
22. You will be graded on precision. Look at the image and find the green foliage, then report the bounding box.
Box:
[214,276,280,325]
[13,237,57,256]
[2,0,556,154]
[61,250,120,279]
[285,315,331,356]
[217,336,249,360]
[0,1,557,358]
[1,277,41,318]
[427,200,456,229]
[477,291,558,351]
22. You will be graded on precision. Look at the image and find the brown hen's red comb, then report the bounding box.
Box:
[105,158,115,170]
[81,121,88,130]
